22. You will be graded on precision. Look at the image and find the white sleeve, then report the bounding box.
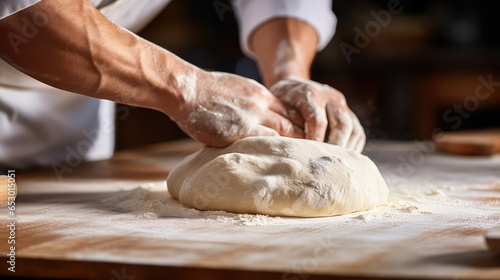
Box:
[233,0,336,58]
[0,0,41,20]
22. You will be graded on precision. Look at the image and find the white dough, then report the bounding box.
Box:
[167,136,388,217]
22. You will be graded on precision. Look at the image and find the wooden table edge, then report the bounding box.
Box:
[1,256,484,280]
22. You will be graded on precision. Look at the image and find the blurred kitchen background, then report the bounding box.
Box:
[115,0,500,151]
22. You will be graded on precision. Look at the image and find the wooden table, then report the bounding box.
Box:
[1,139,499,280]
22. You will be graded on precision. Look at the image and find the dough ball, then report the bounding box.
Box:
[167,136,388,217]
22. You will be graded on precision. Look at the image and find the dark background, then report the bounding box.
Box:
[115,0,500,151]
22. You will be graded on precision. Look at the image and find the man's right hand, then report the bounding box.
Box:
[167,69,304,147]
[0,0,303,148]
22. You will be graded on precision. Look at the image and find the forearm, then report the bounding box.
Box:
[250,18,318,88]
[0,0,193,116]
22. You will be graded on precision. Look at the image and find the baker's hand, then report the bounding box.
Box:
[169,70,304,147]
[270,76,365,152]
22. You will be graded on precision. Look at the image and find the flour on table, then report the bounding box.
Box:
[167,136,389,217]
[216,214,282,226]
[350,201,430,221]
[102,183,282,226]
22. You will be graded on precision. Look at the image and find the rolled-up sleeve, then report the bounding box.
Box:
[0,0,41,20]
[233,0,336,58]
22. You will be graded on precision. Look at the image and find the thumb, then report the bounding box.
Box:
[260,111,304,139]
[246,125,280,137]
[267,94,304,128]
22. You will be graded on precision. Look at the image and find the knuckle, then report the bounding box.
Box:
[279,123,291,135]
[342,111,353,122]
[253,88,267,98]
[337,94,347,105]
[350,128,361,138]
[339,122,353,133]
[360,132,367,142]
[279,118,294,133]
[351,126,363,138]
[336,113,351,128]
[303,84,313,93]
[246,99,262,110]
[312,116,328,128]
[270,80,289,91]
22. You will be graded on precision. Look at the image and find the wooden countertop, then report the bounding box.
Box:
[1,139,499,280]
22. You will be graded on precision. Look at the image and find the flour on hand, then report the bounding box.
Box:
[167,136,388,217]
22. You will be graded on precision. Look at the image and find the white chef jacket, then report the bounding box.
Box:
[0,0,336,169]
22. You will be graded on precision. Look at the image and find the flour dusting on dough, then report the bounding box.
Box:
[167,136,389,217]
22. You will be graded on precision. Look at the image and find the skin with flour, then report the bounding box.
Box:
[0,0,303,148]
[0,1,364,150]
[271,76,365,151]
[167,136,389,218]
[167,19,373,216]
[251,19,366,150]
[172,71,304,146]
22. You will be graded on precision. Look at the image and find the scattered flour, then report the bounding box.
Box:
[216,214,282,226]
[347,177,457,222]
[103,143,492,226]
[102,184,282,226]
[103,177,449,225]
[350,201,430,221]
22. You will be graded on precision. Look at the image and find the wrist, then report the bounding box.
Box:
[156,56,203,118]
[266,69,310,88]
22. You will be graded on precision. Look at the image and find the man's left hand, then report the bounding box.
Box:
[270,76,366,152]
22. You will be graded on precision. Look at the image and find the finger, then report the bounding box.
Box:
[267,95,304,128]
[326,104,353,148]
[292,93,328,141]
[246,125,280,137]
[346,113,362,150]
[271,83,328,141]
[304,108,328,142]
[349,113,366,152]
[260,110,304,139]
[355,133,366,153]
[286,107,305,129]
[326,104,338,144]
